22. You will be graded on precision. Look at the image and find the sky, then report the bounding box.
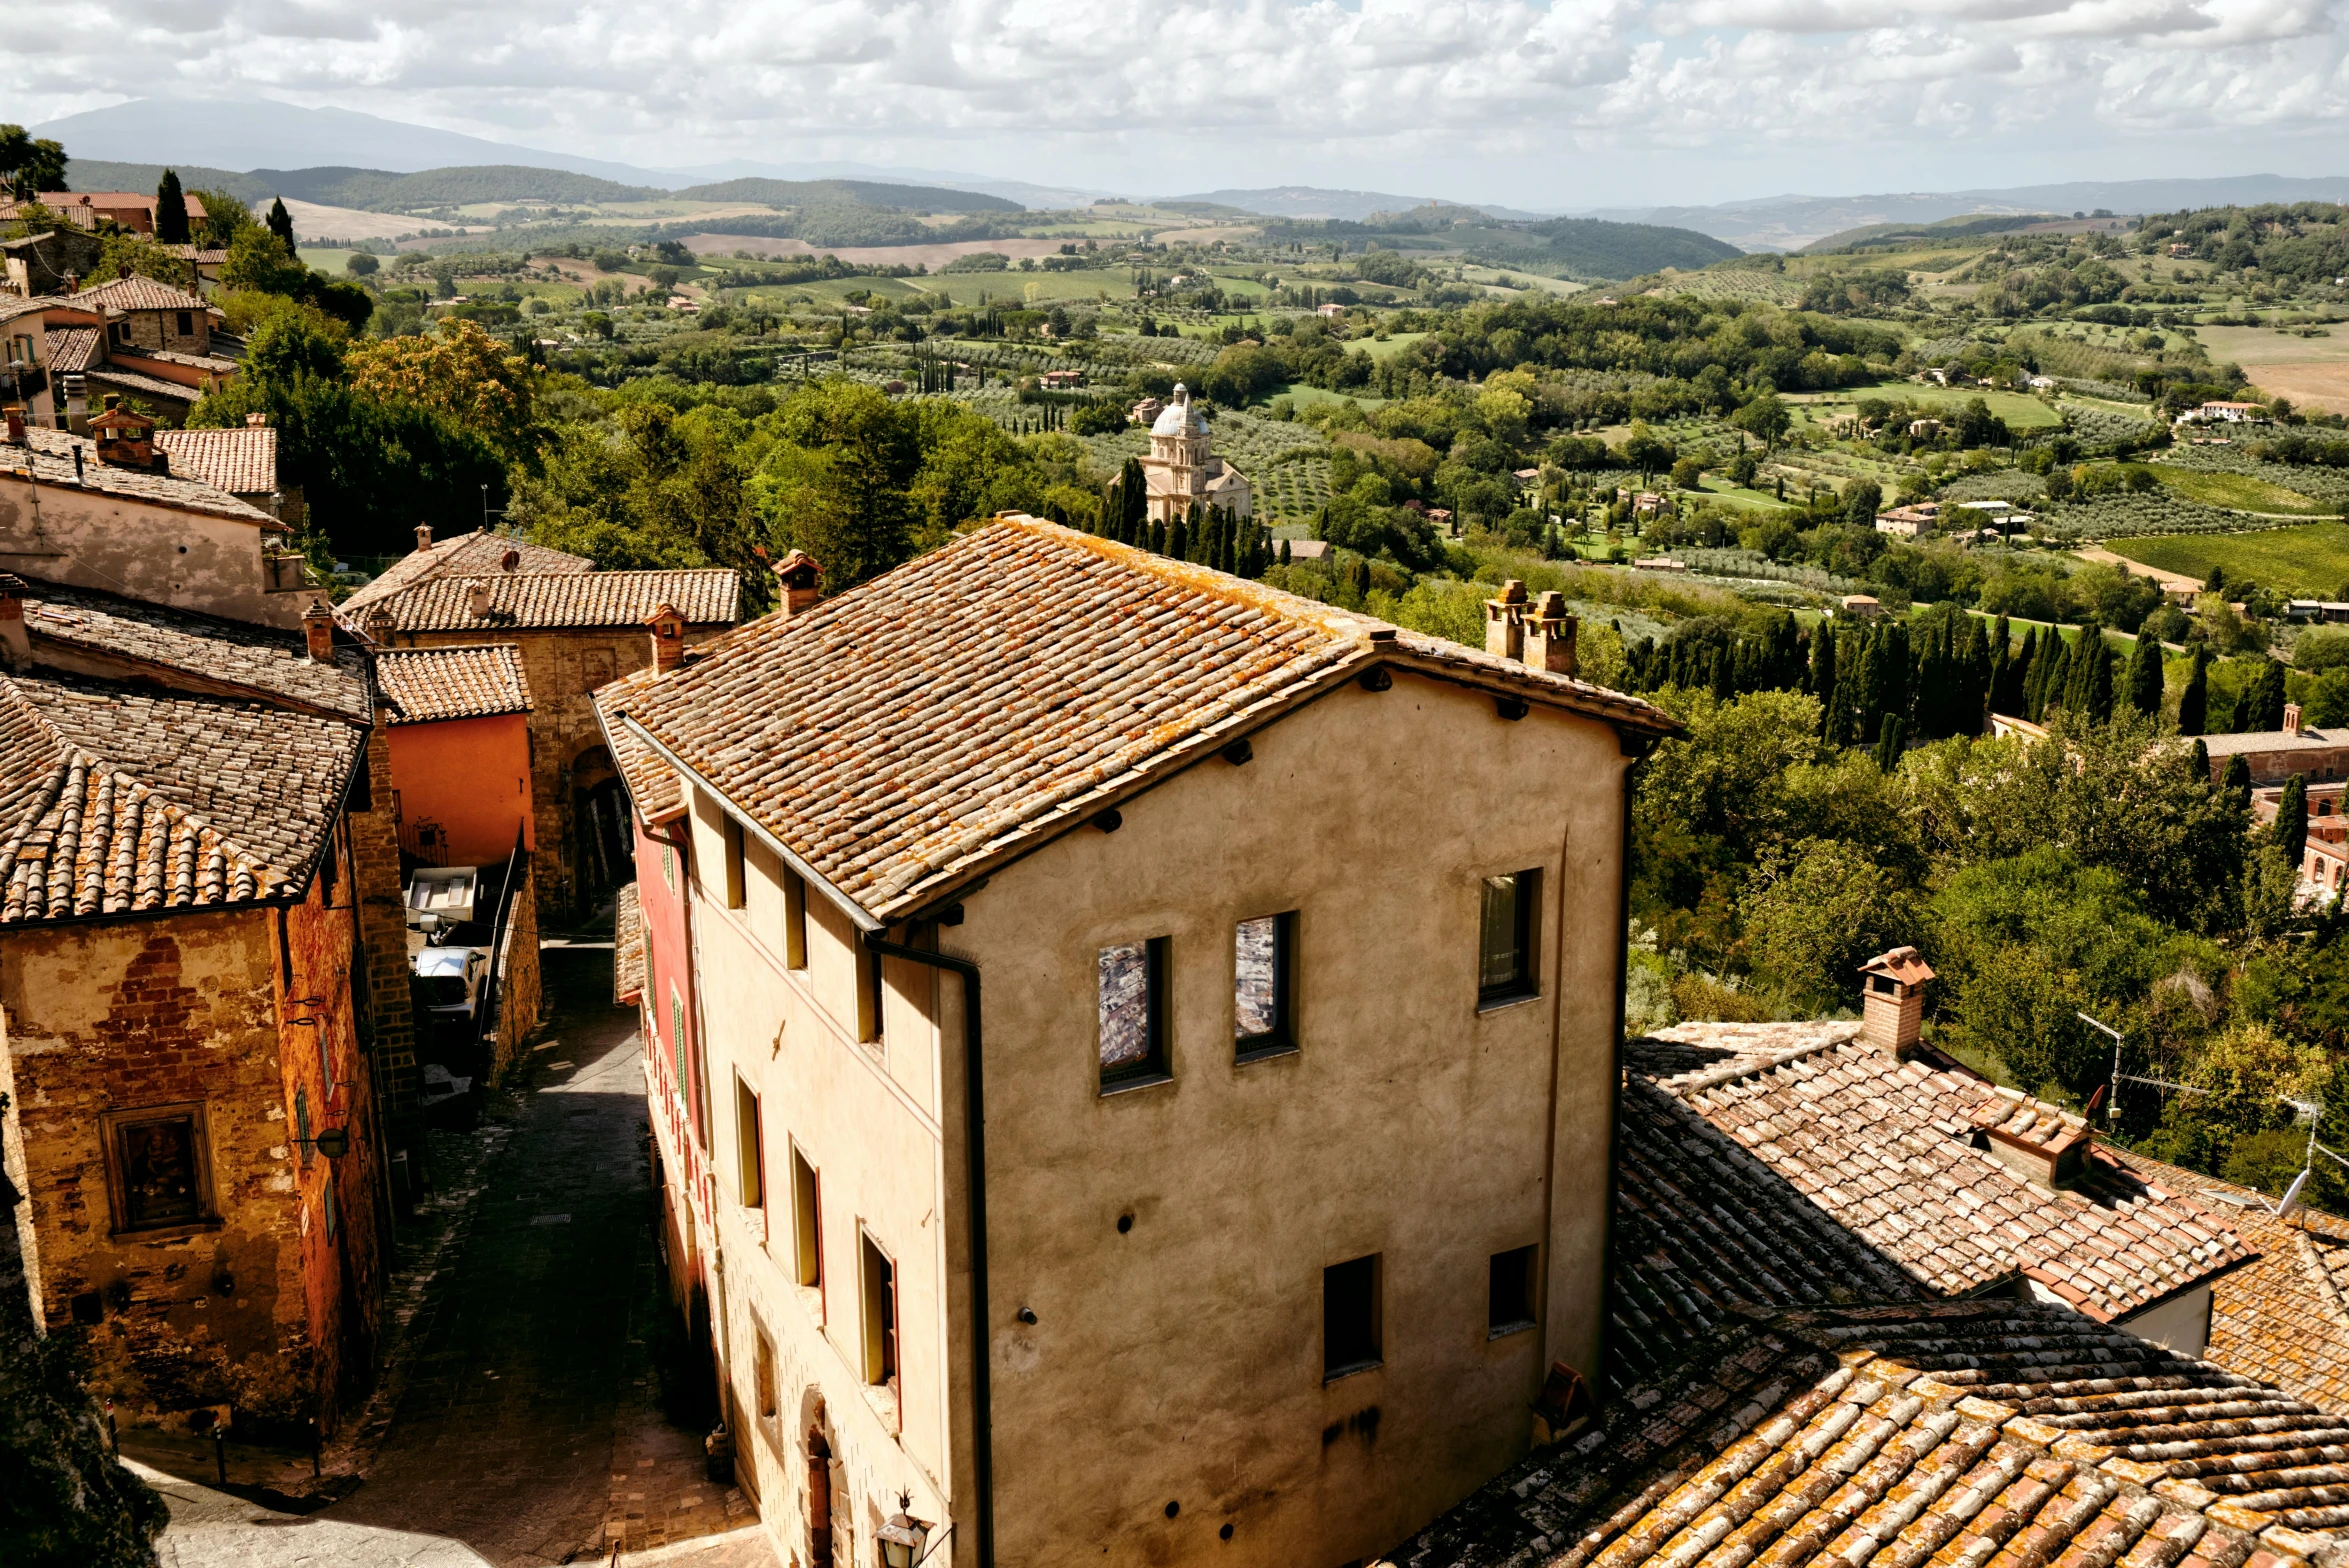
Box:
[7,0,2349,208]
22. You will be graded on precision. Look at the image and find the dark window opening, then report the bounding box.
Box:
[1870,974,1897,995]
[106,1107,211,1233]
[791,1147,823,1296]
[1478,870,1540,1005]
[1489,1245,1538,1336]
[1099,936,1171,1089]
[782,866,808,969]
[723,816,746,909]
[861,1231,898,1388]
[1324,1254,1382,1379]
[1235,912,1298,1060]
[755,1325,778,1421]
[735,1077,764,1209]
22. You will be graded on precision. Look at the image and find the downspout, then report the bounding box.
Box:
[1596,735,1654,1396]
[862,926,993,1568]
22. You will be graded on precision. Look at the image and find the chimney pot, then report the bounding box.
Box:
[645,604,687,674]
[1526,593,1578,679]
[362,606,396,645]
[246,412,267,427]
[1484,579,1530,662]
[414,523,434,553]
[3,405,22,445]
[301,602,336,663]
[1858,946,1934,1057]
[771,550,824,619]
[2285,701,2304,735]
[466,581,493,617]
[0,573,27,669]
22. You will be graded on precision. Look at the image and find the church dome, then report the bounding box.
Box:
[1151,384,1209,439]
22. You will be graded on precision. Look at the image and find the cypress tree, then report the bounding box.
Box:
[2125,633,2165,718]
[1809,621,1836,701]
[1279,538,1292,566]
[2278,773,2309,872]
[2178,645,2210,736]
[1959,616,1990,736]
[2251,656,2289,731]
[1875,713,1906,771]
[2062,620,2102,716]
[1167,516,1188,563]
[2191,738,2211,782]
[2224,752,2253,807]
[2002,625,2036,716]
[155,169,190,245]
[2084,635,2116,723]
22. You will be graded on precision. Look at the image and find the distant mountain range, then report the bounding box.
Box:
[1583,176,2349,251]
[1163,187,1558,223]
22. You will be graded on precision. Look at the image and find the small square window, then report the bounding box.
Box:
[1099,936,1170,1090]
[1489,1245,1538,1337]
[1235,912,1298,1061]
[1324,1254,1382,1379]
[1477,870,1540,1006]
[102,1104,214,1234]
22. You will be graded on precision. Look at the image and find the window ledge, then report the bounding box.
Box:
[1099,1070,1174,1098]
[793,1282,826,1328]
[1234,1039,1300,1067]
[1488,1319,1538,1341]
[1323,1358,1384,1385]
[1476,990,1542,1016]
[110,1218,224,1243]
[862,1380,901,1432]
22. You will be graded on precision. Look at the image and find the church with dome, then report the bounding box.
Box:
[1140,384,1252,523]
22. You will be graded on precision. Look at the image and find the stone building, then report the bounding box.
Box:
[1141,383,1251,524]
[344,528,740,921]
[600,516,1674,1568]
[2202,704,2349,786]
[0,574,398,1431]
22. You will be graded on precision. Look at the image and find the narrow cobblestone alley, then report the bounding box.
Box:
[143,936,767,1568]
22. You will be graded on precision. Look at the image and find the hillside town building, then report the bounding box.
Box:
[596,519,1674,1567]
[1141,383,1252,523]
[2202,704,2349,785]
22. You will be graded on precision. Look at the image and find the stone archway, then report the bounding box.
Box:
[568,744,627,913]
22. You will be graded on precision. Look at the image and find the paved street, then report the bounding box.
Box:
[143,936,768,1568]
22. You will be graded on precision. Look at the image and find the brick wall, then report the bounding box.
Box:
[350,717,420,1121]
[113,309,210,357]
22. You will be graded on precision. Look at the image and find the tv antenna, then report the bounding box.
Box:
[2078,1011,2208,1131]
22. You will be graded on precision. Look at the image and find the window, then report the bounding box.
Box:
[754,1323,778,1423]
[1324,1254,1382,1379]
[175,310,194,336]
[856,948,884,1046]
[1235,912,1298,1060]
[324,1177,339,1241]
[861,1230,899,1388]
[1869,974,1898,996]
[1477,870,1540,1006]
[1489,1245,1538,1336]
[735,1076,765,1209]
[791,1146,823,1297]
[782,867,808,970]
[661,843,677,892]
[101,1104,214,1235]
[1099,937,1171,1089]
[295,1086,312,1169]
[723,816,747,909]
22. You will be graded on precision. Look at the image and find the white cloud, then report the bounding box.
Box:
[5,0,2346,201]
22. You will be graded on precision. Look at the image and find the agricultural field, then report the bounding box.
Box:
[2102,522,2349,599]
[1789,381,2067,430]
[2198,322,2349,416]
[2151,465,2334,516]
[1645,267,1806,305]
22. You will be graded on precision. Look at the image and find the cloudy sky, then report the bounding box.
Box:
[9,0,2349,206]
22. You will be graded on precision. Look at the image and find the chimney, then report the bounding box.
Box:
[645,604,688,674]
[1524,589,1578,678]
[1857,946,1934,1057]
[3,405,22,445]
[772,550,823,619]
[72,447,84,483]
[414,523,434,554]
[0,574,28,669]
[1973,1107,2091,1191]
[246,412,267,428]
[2285,701,2304,736]
[1483,578,1529,662]
[466,581,494,617]
[301,601,336,663]
[362,606,396,646]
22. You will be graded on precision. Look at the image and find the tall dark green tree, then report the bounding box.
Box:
[2125,634,2165,717]
[2224,752,2253,808]
[1808,620,1836,702]
[153,169,189,244]
[2277,773,2309,871]
[265,196,296,252]
[2178,645,2210,736]
[2250,656,2289,732]
[1874,713,1906,772]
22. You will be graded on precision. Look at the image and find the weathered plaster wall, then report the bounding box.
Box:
[0,473,324,629]
[385,711,534,867]
[953,670,1629,1568]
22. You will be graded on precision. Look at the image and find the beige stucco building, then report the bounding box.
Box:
[599,518,1672,1568]
[1143,384,1251,524]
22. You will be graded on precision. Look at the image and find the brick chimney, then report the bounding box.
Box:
[301,601,336,663]
[1857,946,1934,1057]
[2285,701,2304,736]
[3,405,22,445]
[0,574,28,669]
[772,550,823,619]
[414,523,434,553]
[466,581,494,617]
[646,604,688,674]
[246,412,267,428]
[362,606,396,646]
[1483,579,1529,662]
[1524,590,1578,678]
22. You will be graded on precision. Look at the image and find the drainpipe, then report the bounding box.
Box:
[1596,735,1654,1397]
[861,925,993,1568]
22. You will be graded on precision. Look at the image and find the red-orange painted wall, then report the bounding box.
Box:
[384,713,535,867]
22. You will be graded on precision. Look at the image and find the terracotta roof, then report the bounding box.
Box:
[614,881,646,1005]
[17,579,368,723]
[0,670,361,925]
[67,276,213,314]
[374,644,531,725]
[622,515,1676,923]
[593,665,684,823]
[2203,730,2349,757]
[1399,1301,2349,1568]
[2,295,74,326]
[357,569,740,634]
[83,365,202,406]
[339,529,595,615]
[153,427,277,495]
[44,326,100,374]
[3,427,275,524]
[115,346,238,375]
[1628,1024,2249,1324]
[1862,945,1934,985]
[2108,1150,2349,1418]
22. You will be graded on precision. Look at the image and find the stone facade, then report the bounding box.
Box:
[1141,383,1252,524]
[1,822,389,1433]
[352,716,423,1121]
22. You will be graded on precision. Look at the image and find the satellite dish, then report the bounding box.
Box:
[2278,1168,2311,1219]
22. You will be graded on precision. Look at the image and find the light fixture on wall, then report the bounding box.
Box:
[878,1493,931,1567]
